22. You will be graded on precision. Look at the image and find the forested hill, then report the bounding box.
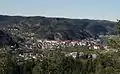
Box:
[0,15,117,40]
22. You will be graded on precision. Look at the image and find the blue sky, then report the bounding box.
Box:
[0,0,120,21]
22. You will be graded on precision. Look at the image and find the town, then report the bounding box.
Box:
[0,23,110,62]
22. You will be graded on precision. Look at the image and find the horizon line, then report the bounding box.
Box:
[0,14,117,22]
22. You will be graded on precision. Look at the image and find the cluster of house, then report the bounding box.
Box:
[37,38,108,50]
[65,52,97,59]
[0,25,109,61]
[13,38,106,60]
[4,24,108,51]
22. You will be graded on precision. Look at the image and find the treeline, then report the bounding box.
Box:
[0,48,120,74]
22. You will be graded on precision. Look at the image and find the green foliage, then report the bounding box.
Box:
[0,47,120,74]
[116,20,120,34]
[107,19,120,50]
[108,38,120,49]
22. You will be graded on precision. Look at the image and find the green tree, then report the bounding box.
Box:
[116,20,120,35]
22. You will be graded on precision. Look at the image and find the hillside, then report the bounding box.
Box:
[0,15,117,40]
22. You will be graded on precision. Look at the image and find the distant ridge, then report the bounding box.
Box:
[0,15,117,40]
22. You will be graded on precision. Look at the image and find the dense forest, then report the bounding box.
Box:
[1,48,120,74]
